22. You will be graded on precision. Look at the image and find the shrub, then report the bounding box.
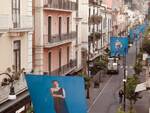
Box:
[142,38,150,55]
[79,73,91,89]
[134,61,142,75]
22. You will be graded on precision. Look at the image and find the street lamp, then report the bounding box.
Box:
[85,39,92,99]
[134,32,138,60]
[123,48,127,112]
[0,66,25,100]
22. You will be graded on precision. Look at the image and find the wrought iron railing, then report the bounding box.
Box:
[44,31,77,44]
[43,0,77,11]
[50,59,77,75]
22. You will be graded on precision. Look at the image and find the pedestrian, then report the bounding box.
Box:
[118,89,124,104]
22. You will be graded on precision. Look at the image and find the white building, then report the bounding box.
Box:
[0,0,33,112]
[88,0,113,61]
[0,0,33,74]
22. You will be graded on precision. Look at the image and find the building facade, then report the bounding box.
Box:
[88,0,112,61]
[33,0,82,75]
[0,0,33,113]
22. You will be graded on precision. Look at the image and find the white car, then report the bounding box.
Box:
[107,57,119,74]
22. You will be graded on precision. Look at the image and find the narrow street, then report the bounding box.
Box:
[88,42,137,113]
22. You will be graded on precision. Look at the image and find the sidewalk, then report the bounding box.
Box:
[86,71,112,108]
[133,66,150,113]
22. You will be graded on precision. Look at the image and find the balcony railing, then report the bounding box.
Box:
[50,59,77,75]
[43,0,77,11]
[44,31,77,45]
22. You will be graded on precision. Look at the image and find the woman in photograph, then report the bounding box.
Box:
[50,80,69,113]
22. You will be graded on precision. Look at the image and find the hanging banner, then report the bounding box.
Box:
[110,37,128,57]
[25,75,88,113]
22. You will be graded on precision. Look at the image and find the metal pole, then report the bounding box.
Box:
[136,38,137,60]
[87,42,90,99]
[123,49,126,112]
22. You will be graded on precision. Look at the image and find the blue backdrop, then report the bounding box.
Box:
[110,37,128,57]
[25,75,87,113]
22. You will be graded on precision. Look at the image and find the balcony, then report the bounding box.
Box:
[43,0,77,11]
[44,31,77,48]
[50,59,77,75]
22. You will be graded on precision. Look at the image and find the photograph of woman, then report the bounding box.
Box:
[50,80,69,113]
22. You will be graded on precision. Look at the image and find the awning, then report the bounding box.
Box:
[135,82,147,92]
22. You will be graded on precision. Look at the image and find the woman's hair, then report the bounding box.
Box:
[52,80,59,84]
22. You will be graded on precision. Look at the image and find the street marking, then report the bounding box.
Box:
[88,76,113,112]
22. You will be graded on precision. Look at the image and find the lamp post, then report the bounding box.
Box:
[123,48,127,112]
[135,34,138,60]
[0,66,25,100]
[87,41,90,99]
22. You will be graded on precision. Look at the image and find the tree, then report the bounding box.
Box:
[142,38,150,55]
[79,72,91,89]
[134,60,142,75]
[79,72,91,98]
[125,76,141,112]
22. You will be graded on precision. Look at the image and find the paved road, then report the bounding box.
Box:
[88,43,137,113]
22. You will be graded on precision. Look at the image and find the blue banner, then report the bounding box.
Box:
[25,75,88,113]
[132,23,147,41]
[110,37,128,57]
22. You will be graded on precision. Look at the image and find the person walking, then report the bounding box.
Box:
[118,89,124,104]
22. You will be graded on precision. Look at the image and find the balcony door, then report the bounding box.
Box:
[67,17,70,36]
[48,16,52,42]
[59,48,62,73]
[59,17,62,40]
[13,40,21,72]
[48,52,51,75]
[12,0,20,28]
[67,46,70,67]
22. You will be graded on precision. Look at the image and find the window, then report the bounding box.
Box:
[76,51,78,66]
[110,19,112,29]
[89,8,91,17]
[67,17,70,35]
[13,40,21,72]
[48,52,51,74]
[93,9,95,15]
[89,26,91,32]
[103,17,107,29]
[59,17,62,39]
[48,16,52,42]
[12,0,20,28]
